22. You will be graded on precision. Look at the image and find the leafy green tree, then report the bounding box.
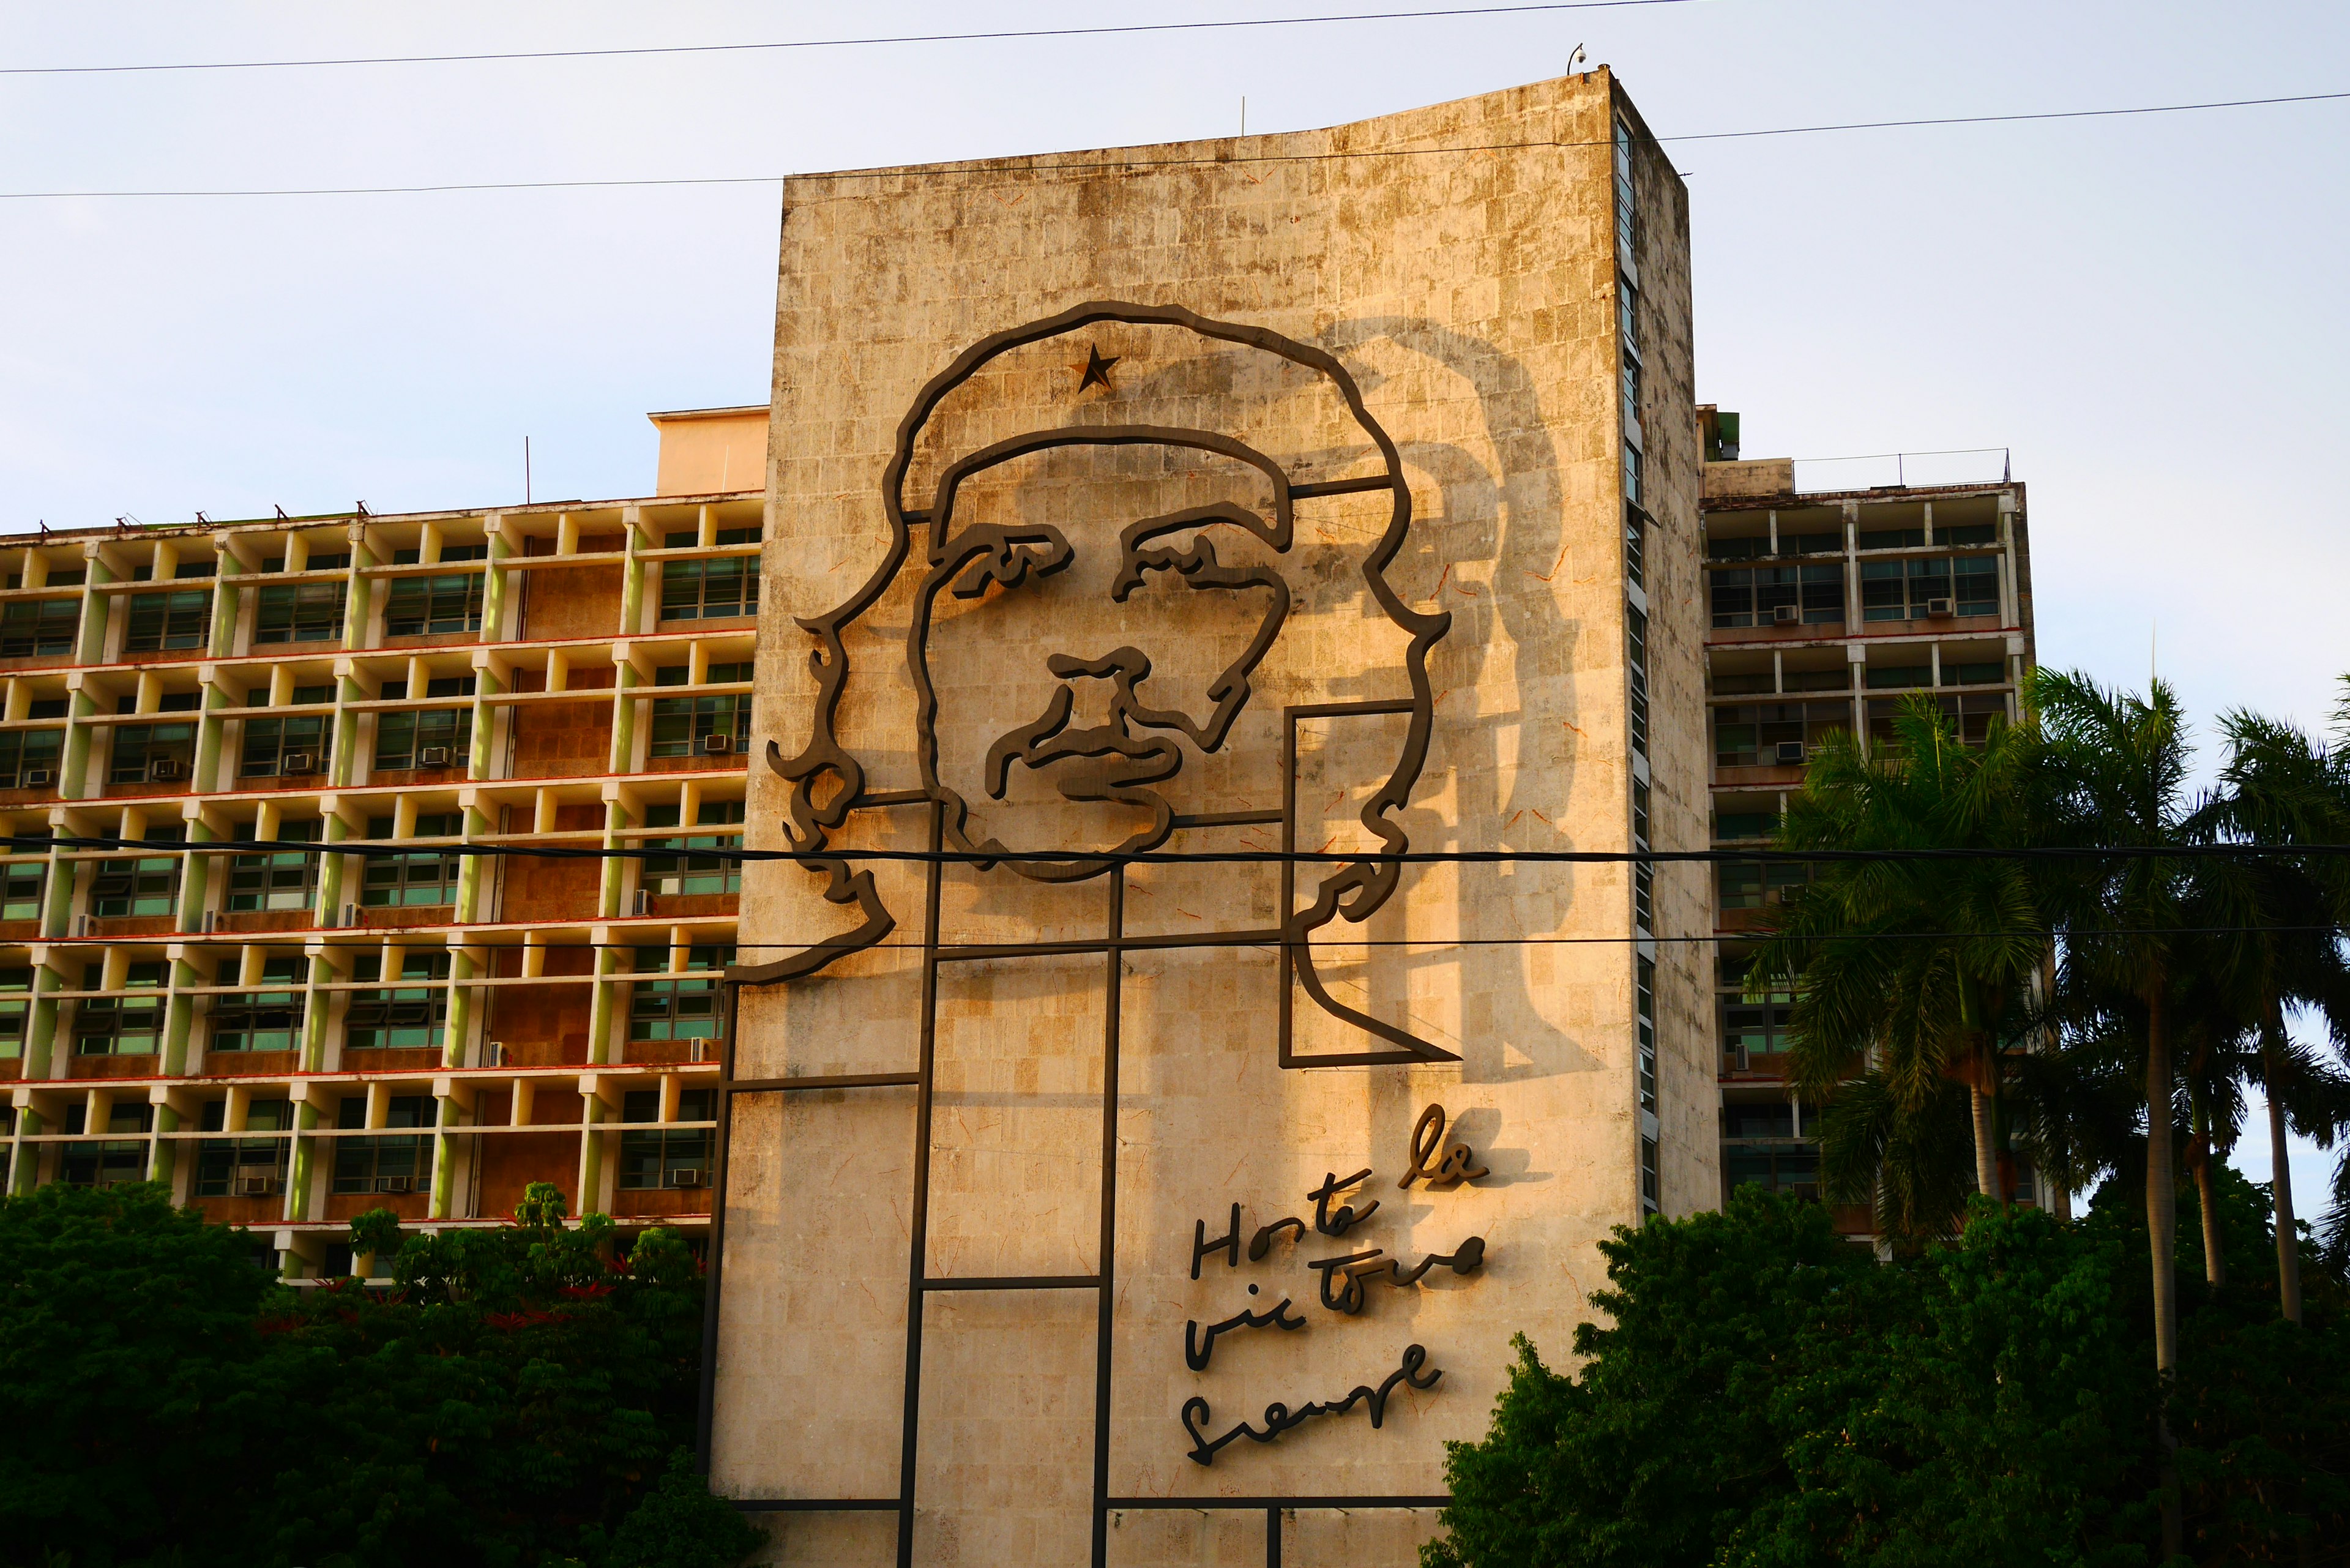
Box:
[0,1182,276,1568]
[1748,692,2046,1219]
[1420,1189,2166,1568]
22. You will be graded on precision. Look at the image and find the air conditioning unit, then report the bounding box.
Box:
[279,751,318,775]
[688,1039,711,1064]
[20,768,53,788]
[631,888,653,917]
[147,757,186,782]
[1925,597,1955,618]
[487,1040,506,1067]
[1774,741,1807,765]
[375,1175,414,1195]
[669,1168,706,1189]
[235,1175,282,1198]
[699,733,736,756]
[1771,603,1801,626]
[415,746,452,768]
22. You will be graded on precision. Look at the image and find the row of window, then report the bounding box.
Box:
[1710,554,2000,629]
[1706,521,1998,561]
[1714,693,2013,767]
[53,947,733,1055]
[48,1086,716,1196]
[2,554,753,666]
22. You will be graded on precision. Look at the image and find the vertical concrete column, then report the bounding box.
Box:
[147,1087,182,1190]
[341,523,374,651]
[584,938,621,1066]
[59,681,100,804]
[173,812,215,936]
[429,1086,462,1220]
[315,808,352,933]
[161,941,203,1077]
[191,673,231,794]
[285,1097,321,1230]
[575,1087,606,1219]
[330,666,365,791]
[299,944,334,1073]
[206,543,243,659]
[37,828,75,939]
[617,505,646,635]
[74,543,114,665]
[442,947,478,1071]
[20,950,68,1095]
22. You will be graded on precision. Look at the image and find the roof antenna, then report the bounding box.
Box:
[275,505,290,520]
[194,510,209,525]
[354,501,370,518]
[1240,97,1246,138]
[525,436,532,505]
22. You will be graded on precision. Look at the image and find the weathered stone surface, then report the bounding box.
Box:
[722,68,1707,1567]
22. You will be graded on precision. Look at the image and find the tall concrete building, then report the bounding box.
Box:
[713,69,1708,1567]
[1697,414,2037,1226]
[0,411,766,1274]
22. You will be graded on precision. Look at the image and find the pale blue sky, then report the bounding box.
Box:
[4,1,2344,1211]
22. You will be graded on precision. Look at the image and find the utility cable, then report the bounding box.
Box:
[1,2,1701,75]
[11,832,2350,866]
[2,90,2344,200]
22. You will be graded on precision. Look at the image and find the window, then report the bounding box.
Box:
[209,958,305,1052]
[331,1094,434,1193]
[1861,555,1999,622]
[343,952,451,1050]
[1622,442,1642,508]
[124,589,212,652]
[383,573,484,637]
[660,554,759,621]
[0,861,43,923]
[241,712,331,777]
[1625,604,1649,760]
[1639,1135,1659,1213]
[649,692,751,758]
[91,840,181,918]
[0,597,80,657]
[1622,506,1646,590]
[62,1103,151,1186]
[1942,523,1998,547]
[1869,693,2009,750]
[372,706,471,772]
[252,580,347,644]
[108,722,196,784]
[1617,277,1639,357]
[1613,118,1636,256]
[360,846,462,908]
[1857,528,1925,551]
[73,963,166,1055]
[1723,989,1793,1059]
[642,801,745,896]
[1636,956,1657,1114]
[629,946,731,1042]
[1717,860,1811,911]
[617,1088,717,1189]
[228,819,322,912]
[1710,565,1843,629]
[0,726,62,788]
[1713,809,1778,842]
[0,969,31,1058]
[1619,354,1641,441]
[1864,665,1931,692]
[1780,531,1841,556]
[1724,1144,1819,1200]
[194,1098,293,1197]
[1947,662,2005,687]
[1712,702,1852,769]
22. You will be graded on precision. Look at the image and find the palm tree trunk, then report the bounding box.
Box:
[2264,1019,2303,1324]
[1969,1085,1999,1200]
[2144,982,2180,1369]
[2192,1132,2226,1288]
[2145,977,2183,1562]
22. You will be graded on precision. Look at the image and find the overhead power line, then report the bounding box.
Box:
[0,2,1700,77]
[2,88,2341,201]
[12,833,2350,867]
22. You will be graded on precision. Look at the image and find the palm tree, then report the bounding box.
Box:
[2196,705,2350,1321]
[2032,670,2195,1374]
[1748,693,2046,1214]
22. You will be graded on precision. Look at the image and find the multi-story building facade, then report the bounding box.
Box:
[1698,410,2039,1229]
[0,406,767,1275]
